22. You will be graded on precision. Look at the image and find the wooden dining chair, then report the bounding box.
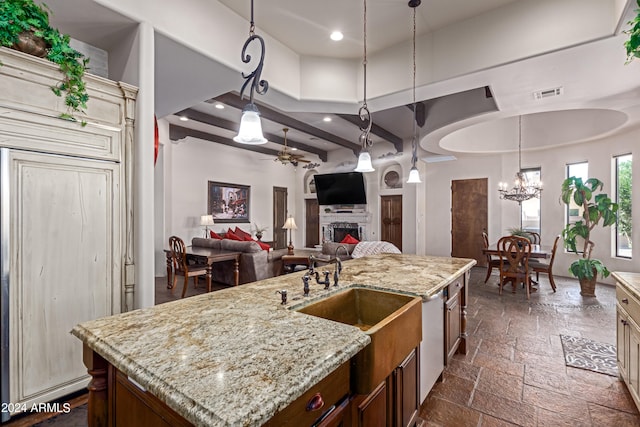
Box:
[169,236,211,298]
[498,235,533,299]
[483,232,501,283]
[527,231,541,244]
[528,234,560,292]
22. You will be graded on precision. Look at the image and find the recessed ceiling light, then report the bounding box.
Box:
[291,147,298,151]
[215,103,225,109]
[323,116,332,122]
[179,116,189,121]
[330,31,343,41]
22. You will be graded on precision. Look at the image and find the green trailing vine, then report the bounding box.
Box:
[0,0,89,124]
[625,0,640,62]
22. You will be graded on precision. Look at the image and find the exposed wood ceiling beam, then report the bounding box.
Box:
[406,102,427,127]
[214,93,362,155]
[176,108,328,162]
[169,124,281,157]
[336,114,404,153]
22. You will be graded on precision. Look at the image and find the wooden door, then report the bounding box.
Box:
[305,198,319,247]
[272,187,288,250]
[381,195,402,250]
[451,178,487,263]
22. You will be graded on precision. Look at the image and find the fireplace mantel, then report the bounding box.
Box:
[319,209,370,242]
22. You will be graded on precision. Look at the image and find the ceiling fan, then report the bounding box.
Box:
[275,128,310,166]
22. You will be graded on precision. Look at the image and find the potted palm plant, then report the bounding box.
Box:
[561,177,618,296]
[0,0,89,123]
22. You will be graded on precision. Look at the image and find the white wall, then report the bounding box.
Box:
[161,129,300,253]
[424,126,640,283]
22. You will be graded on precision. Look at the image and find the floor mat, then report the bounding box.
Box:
[560,335,618,377]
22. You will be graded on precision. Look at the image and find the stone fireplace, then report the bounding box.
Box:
[319,209,370,242]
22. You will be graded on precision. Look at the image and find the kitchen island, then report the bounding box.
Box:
[72,254,475,426]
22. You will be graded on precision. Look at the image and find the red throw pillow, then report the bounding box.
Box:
[234,226,252,240]
[256,241,271,251]
[210,230,223,240]
[225,229,243,241]
[340,234,360,244]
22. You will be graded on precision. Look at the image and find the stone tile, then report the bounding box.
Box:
[430,373,475,406]
[588,402,640,426]
[444,358,481,383]
[523,365,571,394]
[522,384,590,423]
[570,379,640,414]
[566,366,622,390]
[420,396,482,427]
[479,414,519,427]
[470,389,537,427]
[536,407,592,427]
[473,352,525,378]
[477,339,515,361]
[514,350,567,374]
[516,335,564,357]
[477,367,524,401]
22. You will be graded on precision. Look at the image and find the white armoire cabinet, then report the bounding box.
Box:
[0,47,136,419]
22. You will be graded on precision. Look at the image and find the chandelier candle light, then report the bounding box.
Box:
[282,216,298,255]
[233,0,269,145]
[200,214,215,238]
[498,116,543,204]
[407,0,422,184]
[354,0,375,173]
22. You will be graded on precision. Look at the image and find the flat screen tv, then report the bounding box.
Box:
[314,172,367,205]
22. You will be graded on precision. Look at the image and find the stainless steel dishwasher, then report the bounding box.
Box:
[419,290,445,403]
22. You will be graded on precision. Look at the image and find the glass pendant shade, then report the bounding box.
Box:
[233,104,267,145]
[355,151,374,172]
[407,166,421,183]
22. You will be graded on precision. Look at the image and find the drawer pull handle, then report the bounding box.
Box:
[306,393,324,412]
[622,298,629,304]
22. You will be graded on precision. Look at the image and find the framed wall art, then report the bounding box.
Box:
[207,181,250,223]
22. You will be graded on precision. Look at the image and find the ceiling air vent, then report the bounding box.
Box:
[533,87,563,100]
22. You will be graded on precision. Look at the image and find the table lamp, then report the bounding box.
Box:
[200,214,215,238]
[282,216,298,255]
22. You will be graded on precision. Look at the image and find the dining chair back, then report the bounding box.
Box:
[529,234,560,292]
[169,236,211,298]
[498,235,533,299]
[527,231,541,244]
[483,232,501,283]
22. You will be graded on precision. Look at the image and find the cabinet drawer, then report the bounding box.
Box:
[447,279,463,301]
[617,286,640,322]
[265,361,350,427]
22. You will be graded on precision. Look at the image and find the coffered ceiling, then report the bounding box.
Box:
[45,0,640,164]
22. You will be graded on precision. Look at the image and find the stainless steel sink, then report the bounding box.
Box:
[295,287,422,394]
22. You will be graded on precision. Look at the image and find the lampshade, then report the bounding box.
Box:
[355,151,374,173]
[282,217,298,230]
[407,166,421,183]
[200,215,215,226]
[233,104,267,144]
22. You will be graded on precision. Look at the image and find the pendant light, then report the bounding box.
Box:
[406,0,422,184]
[498,116,543,203]
[354,0,375,173]
[233,0,269,145]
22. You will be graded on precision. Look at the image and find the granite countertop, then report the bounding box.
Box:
[613,271,640,300]
[72,254,476,426]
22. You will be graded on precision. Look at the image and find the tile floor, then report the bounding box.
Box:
[8,267,639,426]
[417,267,640,426]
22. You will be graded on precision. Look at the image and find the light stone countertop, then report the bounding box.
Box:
[613,271,640,300]
[72,254,476,426]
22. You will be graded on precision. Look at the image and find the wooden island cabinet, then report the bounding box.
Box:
[74,254,476,427]
[613,272,640,412]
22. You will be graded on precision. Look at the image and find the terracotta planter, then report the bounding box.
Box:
[13,31,48,58]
